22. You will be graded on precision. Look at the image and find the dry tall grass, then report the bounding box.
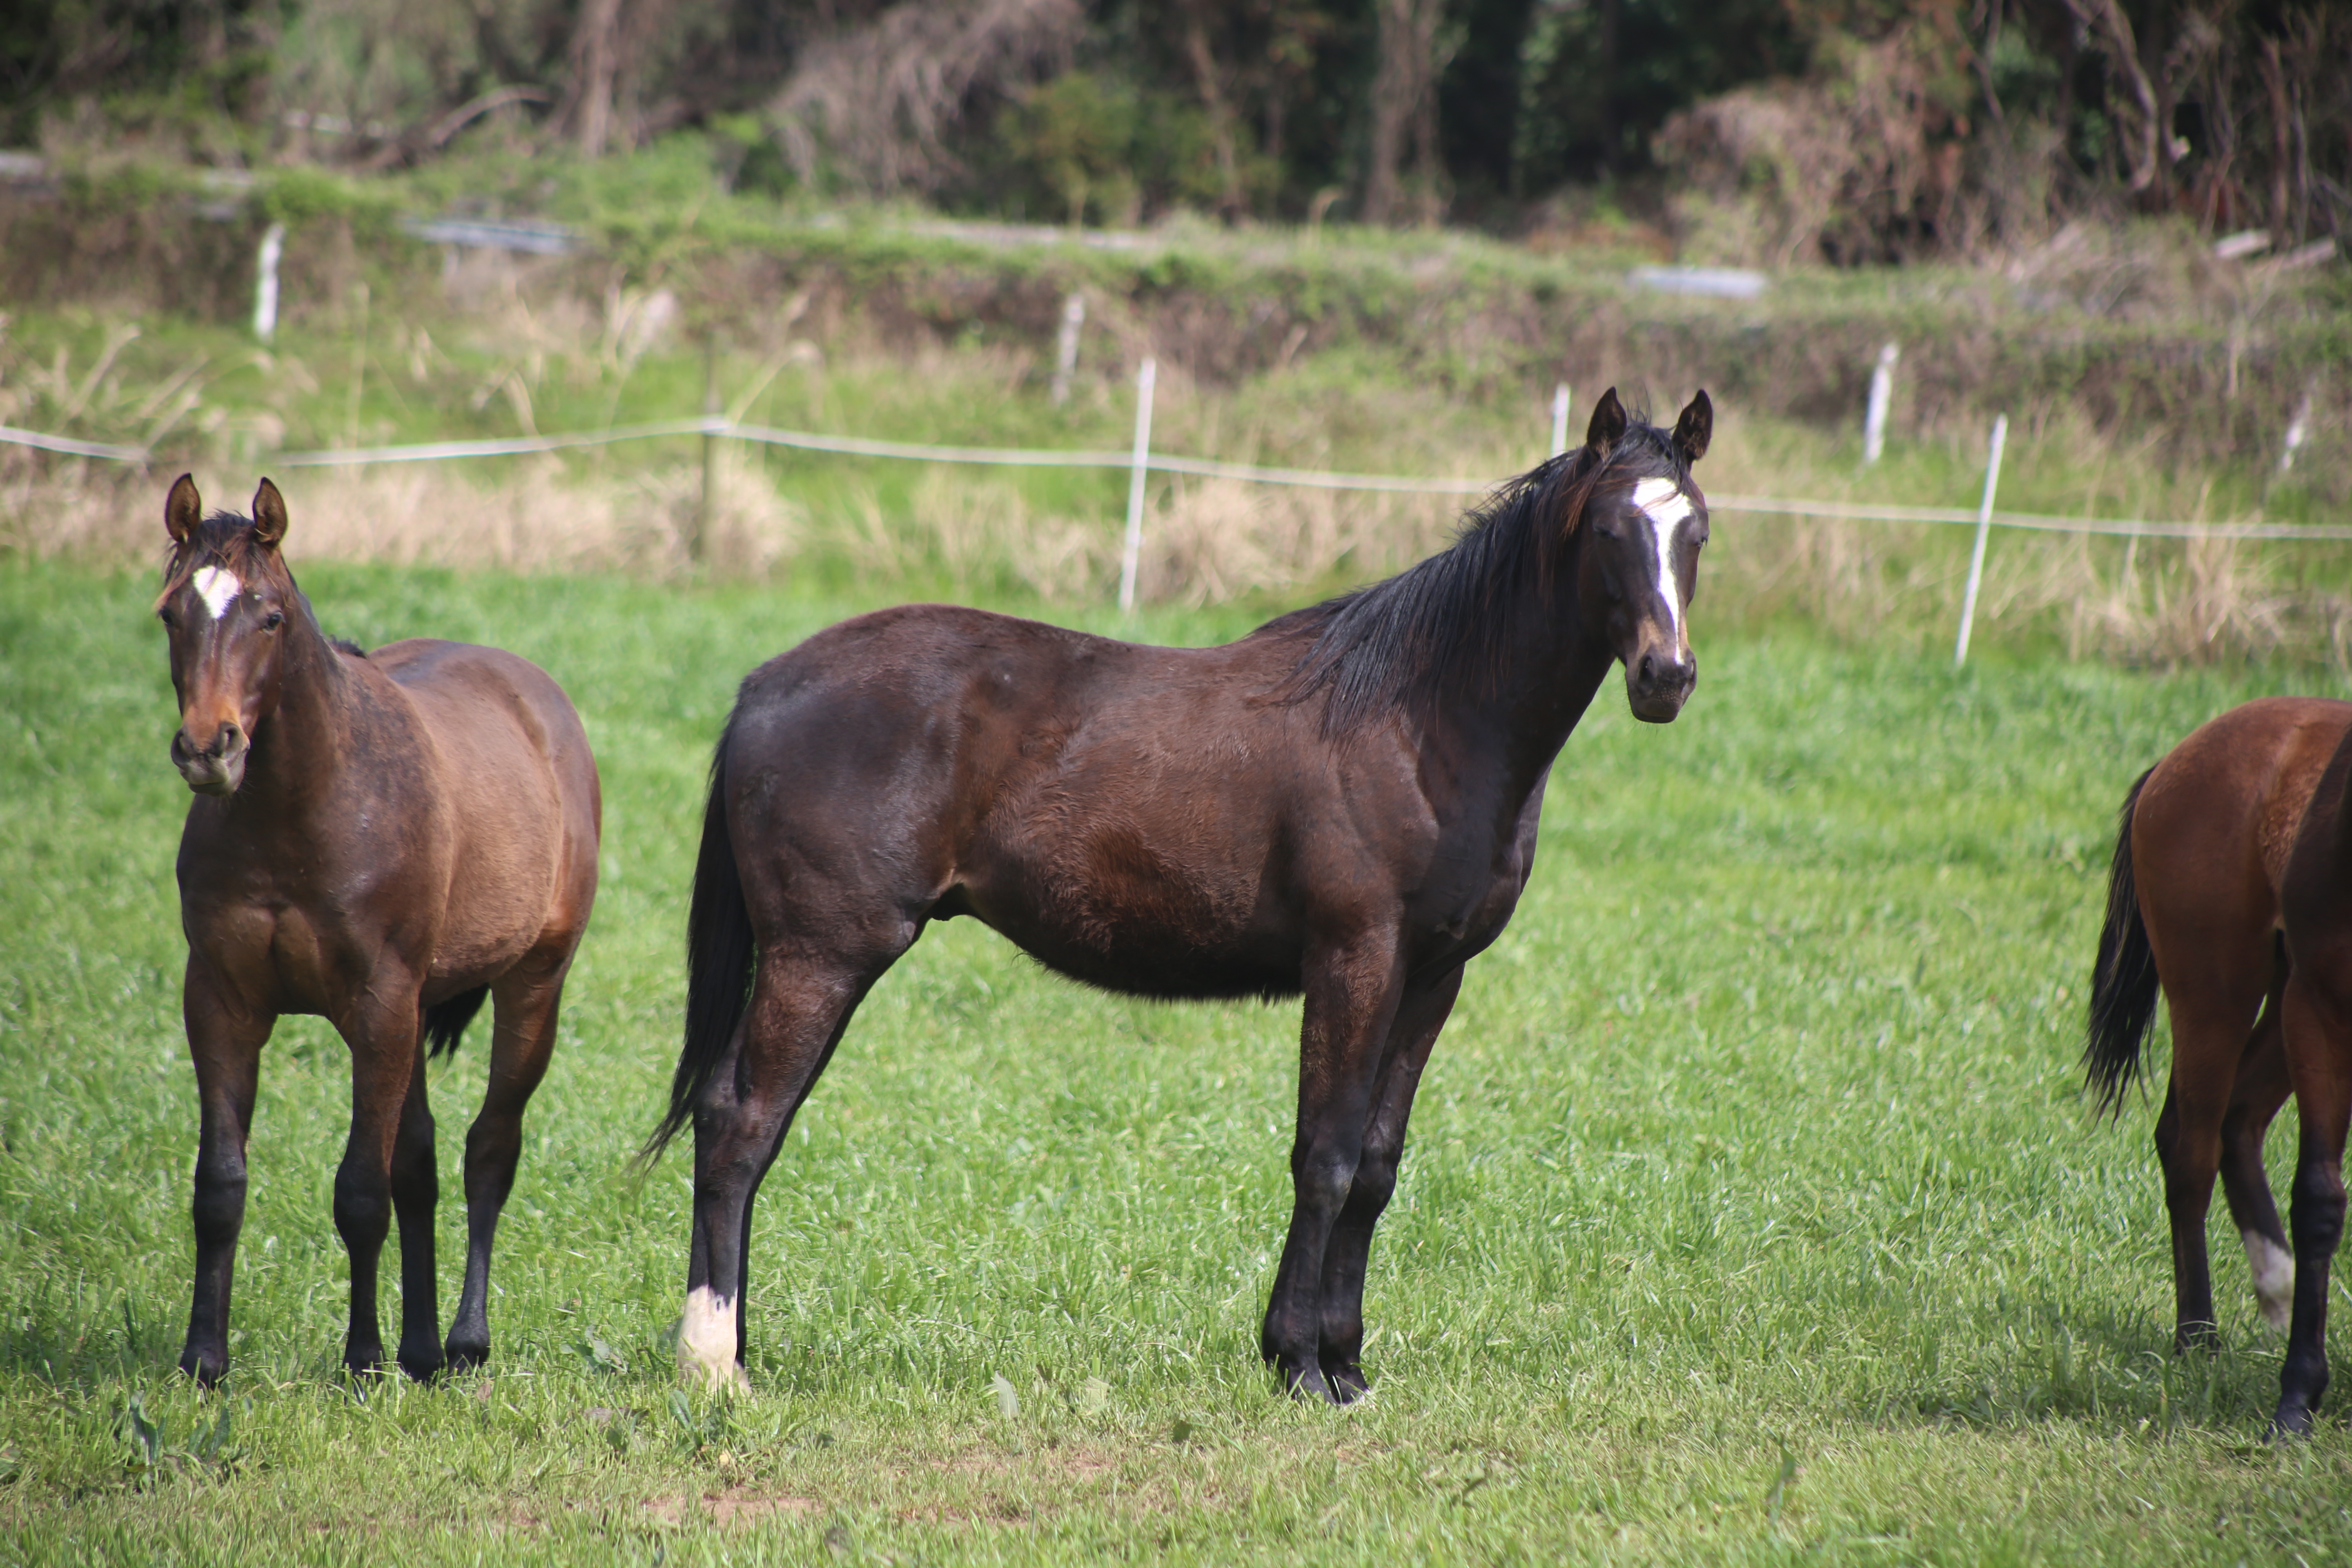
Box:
[0,448,799,580]
[6,308,2347,672]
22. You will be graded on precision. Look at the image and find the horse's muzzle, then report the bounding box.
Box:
[1625,648,1696,724]
[172,721,247,795]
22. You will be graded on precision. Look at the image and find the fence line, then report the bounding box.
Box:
[0,423,152,463]
[6,416,2348,543]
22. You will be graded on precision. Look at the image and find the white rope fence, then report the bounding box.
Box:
[15,412,2335,534]
[8,396,2346,660]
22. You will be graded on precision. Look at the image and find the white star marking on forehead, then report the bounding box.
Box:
[1629,478,1692,636]
[191,566,242,622]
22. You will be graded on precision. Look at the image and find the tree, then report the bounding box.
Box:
[1362,0,1453,224]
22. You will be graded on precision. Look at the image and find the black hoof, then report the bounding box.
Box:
[1321,1361,1369,1404]
[2270,1405,2317,1441]
[1279,1361,1344,1406]
[178,1350,226,1389]
[2173,1321,2219,1355]
[444,1338,488,1374]
[397,1348,446,1383]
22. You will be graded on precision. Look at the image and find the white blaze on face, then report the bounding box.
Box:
[1629,477,1693,639]
[678,1284,748,1391]
[190,566,242,622]
[2243,1230,2294,1332]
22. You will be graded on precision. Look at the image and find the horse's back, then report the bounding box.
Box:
[2135,697,2352,958]
[368,638,600,979]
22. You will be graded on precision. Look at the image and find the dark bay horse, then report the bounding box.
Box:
[157,476,601,1385]
[2085,697,2348,1430]
[649,388,1713,1401]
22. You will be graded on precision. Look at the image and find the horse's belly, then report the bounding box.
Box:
[430,857,561,983]
[1003,920,1304,1000]
[958,871,1303,1001]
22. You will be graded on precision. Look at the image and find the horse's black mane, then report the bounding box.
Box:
[1274,417,1688,732]
[159,507,366,657]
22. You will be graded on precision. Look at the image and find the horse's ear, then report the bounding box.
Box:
[1584,387,1627,457]
[251,478,289,548]
[166,474,202,545]
[1672,390,1713,466]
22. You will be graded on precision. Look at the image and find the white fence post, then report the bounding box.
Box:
[1953,413,2009,668]
[1051,294,1085,407]
[2280,379,2315,474]
[1550,383,1571,457]
[1862,341,1898,465]
[695,337,721,563]
[1119,356,1156,614]
[252,222,286,344]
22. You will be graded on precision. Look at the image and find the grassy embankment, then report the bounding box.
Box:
[5,143,2351,664]
[1,555,2348,1563]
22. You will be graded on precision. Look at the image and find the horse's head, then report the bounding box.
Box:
[1575,388,1712,724]
[156,475,298,796]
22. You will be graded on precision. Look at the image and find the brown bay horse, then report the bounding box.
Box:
[648,388,1713,1402]
[2085,697,2349,1432]
[157,476,600,1385]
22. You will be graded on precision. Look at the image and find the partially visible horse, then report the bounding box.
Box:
[2085,697,2348,1431]
[2270,717,2352,1435]
[156,476,601,1385]
[649,388,1715,1402]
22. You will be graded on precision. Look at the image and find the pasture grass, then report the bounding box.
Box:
[2,558,2351,1562]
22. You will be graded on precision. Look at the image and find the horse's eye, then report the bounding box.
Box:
[262,611,285,631]
[158,608,178,628]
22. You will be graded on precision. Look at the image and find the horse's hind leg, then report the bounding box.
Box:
[2219,957,2296,1332]
[333,984,427,1378]
[1315,965,1462,1403]
[2274,970,2352,1436]
[681,948,895,1391]
[388,1044,445,1380]
[2152,962,2269,1351]
[178,965,271,1387]
[444,958,570,1371]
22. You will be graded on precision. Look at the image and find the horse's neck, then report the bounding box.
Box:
[240,618,361,806]
[1480,559,1615,793]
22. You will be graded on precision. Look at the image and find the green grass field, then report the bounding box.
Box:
[2,558,2350,1564]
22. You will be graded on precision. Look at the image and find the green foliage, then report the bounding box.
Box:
[985,71,1231,227]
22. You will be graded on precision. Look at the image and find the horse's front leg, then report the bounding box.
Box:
[178,964,272,1387]
[333,982,425,1380]
[1261,937,1404,1405]
[1316,965,1462,1403]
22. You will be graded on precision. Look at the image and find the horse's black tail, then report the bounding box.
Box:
[641,723,754,1165]
[423,985,490,1060]
[2084,768,2163,1116]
